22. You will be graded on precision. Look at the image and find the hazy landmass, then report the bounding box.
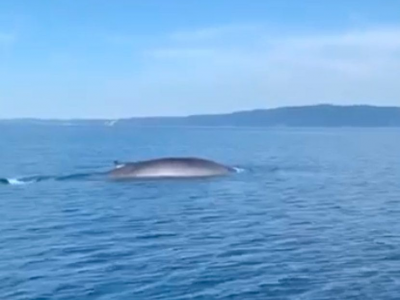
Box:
[2,104,400,127]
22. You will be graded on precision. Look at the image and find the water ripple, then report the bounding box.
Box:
[1,127,400,299]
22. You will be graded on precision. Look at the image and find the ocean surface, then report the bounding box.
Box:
[1,125,400,300]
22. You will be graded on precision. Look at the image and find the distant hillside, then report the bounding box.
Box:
[2,104,400,127]
[117,104,400,127]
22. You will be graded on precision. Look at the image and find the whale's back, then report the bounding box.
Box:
[109,157,234,178]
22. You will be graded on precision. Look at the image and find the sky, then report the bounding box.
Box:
[1,0,400,119]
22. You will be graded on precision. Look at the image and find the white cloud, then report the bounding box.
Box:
[118,24,400,114]
[4,23,400,118]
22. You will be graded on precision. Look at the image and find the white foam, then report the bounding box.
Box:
[7,178,27,185]
[233,167,245,173]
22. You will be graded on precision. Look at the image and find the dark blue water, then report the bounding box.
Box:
[1,125,400,300]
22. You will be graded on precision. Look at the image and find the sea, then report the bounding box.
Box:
[1,124,400,300]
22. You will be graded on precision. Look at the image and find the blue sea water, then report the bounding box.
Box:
[1,125,400,300]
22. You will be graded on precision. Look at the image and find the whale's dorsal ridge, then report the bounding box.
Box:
[113,160,126,169]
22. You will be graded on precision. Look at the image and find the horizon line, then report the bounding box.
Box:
[1,103,399,121]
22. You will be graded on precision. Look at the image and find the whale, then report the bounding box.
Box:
[0,157,237,185]
[107,157,236,179]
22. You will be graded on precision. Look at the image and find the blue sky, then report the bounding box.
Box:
[1,0,400,118]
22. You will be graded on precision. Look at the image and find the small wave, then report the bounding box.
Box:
[0,178,30,185]
[233,167,246,173]
[7,178,29,185]
[0,172,103,186]
[56,173,99,181]
[0,176,50,185]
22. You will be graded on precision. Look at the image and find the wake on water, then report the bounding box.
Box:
[0,172,105,186]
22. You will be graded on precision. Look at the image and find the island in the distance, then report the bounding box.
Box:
[3,104,400,127]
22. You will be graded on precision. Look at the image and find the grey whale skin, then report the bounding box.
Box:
[108,157,236,179]
[0,157,236,185]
